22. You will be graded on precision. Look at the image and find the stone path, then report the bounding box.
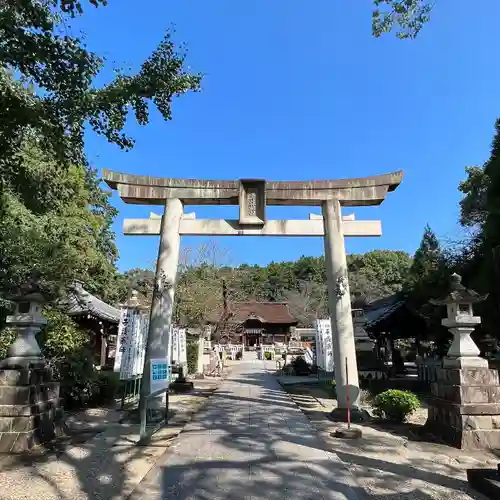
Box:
[130,359,364,499]
[0,360,493,499]
[269,362,494,500]
[0,380,221,500]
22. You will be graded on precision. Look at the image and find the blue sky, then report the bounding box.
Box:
[76,1,500,272]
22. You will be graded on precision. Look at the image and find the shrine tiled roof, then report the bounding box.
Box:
[209,302,298,325]
[65,281,121,323]
[363,295,406,329]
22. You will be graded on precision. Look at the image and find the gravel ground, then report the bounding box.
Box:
[273,368,497,500]
[0,379,222,500]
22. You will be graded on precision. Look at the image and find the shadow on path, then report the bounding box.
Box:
[127,362,485,499]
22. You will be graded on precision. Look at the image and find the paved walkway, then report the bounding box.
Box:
[0,381,221,500]
[130,359,364,500]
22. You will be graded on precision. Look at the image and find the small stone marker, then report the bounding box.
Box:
[332,427,363,439]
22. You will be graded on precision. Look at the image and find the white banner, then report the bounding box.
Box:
[315,318,334,372]
[133,311,149,376]
[114,307,149,380]
[113,307,127,374]
[171,326,179,364]
[178,328,187,365]
[314,318,324,370]
[119,308,137,379]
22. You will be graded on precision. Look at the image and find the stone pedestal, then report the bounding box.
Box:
[427,366,500,449]
[0,368,64,453]
[170,366,193,393]
[467,467,500,500]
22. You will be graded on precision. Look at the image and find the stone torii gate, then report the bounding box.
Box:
[103,170,403,420]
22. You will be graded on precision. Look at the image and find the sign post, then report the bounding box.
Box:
[346,356,351,430]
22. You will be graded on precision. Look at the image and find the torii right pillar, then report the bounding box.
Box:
[322,199,365,421]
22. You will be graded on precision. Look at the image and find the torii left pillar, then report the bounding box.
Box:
[139,198,183,420]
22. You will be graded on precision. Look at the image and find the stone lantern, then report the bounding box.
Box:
[1,281,47,369]
[0,279,64,452]
[427,273,500,449]
[430,273,488,369]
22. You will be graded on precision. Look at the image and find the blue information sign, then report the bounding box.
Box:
[150,358,169,394]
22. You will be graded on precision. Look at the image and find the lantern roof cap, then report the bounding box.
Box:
[430,273,488,306]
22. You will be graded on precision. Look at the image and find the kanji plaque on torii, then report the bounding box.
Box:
[239,179,266,225]
[103,169,403,421]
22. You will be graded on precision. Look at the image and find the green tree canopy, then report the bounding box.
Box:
[0,138,124,304]
[348,250,412,301]
[121,268,155,304]
[1,0,200,309]
[455,119,500,336]
[405,225,451,331]
[459,166,490,229]
[122,249,413,328]
[483,119,500,249]
[0,0,201,175]
[409,224,442,282]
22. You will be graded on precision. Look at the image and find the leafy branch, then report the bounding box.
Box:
[372,0,434,39]
[0,0,201,171]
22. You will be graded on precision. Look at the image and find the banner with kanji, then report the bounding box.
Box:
[178,328,187,365]
[114,307,149,380]
[171,326,179,364]
[314,318,334,372]
[170,326,187,365]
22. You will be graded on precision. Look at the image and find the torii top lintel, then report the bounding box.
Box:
[102,169,403,207]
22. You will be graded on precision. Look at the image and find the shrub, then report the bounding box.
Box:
[40,309,98,408]
[39,309,90,357]
[93,370,122,405]
[264,351,272,360]
[320,379,337,398]
[373,389,420,423]
[1,307,123,408]
[48,346,98,408]
[187,340,199,374]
